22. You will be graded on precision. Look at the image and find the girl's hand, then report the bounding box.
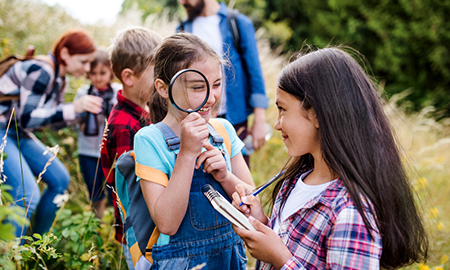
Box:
[179,113,209,157]
[233,217,292,269]
[232,184,268,224]
[73,95,103,114]
[196,142,228,181]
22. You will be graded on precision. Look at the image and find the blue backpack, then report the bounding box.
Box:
[115,119,232,269]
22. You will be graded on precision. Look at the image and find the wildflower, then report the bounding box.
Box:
[418,263,431,270]
[441,255,448,264]
[436,156,445,163]
[429,207,439,218]
[52,191,69,207]
[434,267,443,270]
[437,222,444,231]
[417,177,427,189]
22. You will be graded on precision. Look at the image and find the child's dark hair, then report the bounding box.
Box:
[90,49,113,80]
[271,47,428,269]
[149,32,222,123]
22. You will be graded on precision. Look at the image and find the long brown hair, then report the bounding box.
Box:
[272,47,428,269]
[149,32,222,123]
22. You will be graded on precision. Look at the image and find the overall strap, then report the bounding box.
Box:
[207,122,232,171]
[154,122,180,151]
[206,123,224,146]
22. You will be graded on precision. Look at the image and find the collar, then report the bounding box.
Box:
[279,171,345,210]
[303,179,345,209]
[217,2,228,18]
[116,89,149,120]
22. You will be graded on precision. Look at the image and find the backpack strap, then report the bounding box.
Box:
[34,55,55,71]
[179,19,187,32]
[208,119,232,158]
[133,148,169,188]
[227,8,242,54]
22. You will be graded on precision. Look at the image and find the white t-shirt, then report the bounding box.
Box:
[273,170,337,233]
[192,15,227,115]
[192,14,223,57]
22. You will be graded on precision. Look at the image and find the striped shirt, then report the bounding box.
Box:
[257,174,382,270]
[0,53,75,130]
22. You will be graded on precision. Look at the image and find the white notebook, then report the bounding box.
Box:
[202,184,256,231]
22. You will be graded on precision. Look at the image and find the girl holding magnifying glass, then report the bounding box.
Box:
[134,33,254,269]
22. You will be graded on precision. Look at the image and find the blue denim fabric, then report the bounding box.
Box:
[121,243,135,270]
[1,129,70,237]
[151,123,247,270]
[177,2,268,125]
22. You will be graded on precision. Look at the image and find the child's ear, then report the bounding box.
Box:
[121,68,134,87]
[154,79,168,98]
[309,108,319,128]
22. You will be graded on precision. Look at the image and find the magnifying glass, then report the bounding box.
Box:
[168,69,210,114]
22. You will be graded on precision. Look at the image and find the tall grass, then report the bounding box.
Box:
[0,0,449,269]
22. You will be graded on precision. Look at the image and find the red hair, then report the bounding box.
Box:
[53,29,96,65]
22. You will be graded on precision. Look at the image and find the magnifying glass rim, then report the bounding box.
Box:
[168,69,210,114]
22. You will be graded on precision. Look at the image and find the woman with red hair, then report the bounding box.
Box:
[0,29,103,239]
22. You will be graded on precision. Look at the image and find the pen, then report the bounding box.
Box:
[239,170,285,207]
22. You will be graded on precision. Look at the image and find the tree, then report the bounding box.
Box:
[265,0,450,115]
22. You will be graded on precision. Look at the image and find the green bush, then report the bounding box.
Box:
[264,0,450,116]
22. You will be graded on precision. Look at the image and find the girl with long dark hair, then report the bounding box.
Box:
[233,47,428,269]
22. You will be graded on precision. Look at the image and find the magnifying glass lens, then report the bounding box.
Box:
[170,70,209,113]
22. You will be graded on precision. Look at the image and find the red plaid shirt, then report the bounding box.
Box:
[257,174,382,270]
[100,90,149,243]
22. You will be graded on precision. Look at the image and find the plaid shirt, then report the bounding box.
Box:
[0,53,74,130]
[100,89,149,243]
[257,175,382,270]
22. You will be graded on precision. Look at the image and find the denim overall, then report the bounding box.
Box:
[152,122,247,270]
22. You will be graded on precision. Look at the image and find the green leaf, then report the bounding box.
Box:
[69,231,79,242]
[32,233,42,240]
[0,223,16,241]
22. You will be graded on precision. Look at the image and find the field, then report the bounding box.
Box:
[0,0,449,269]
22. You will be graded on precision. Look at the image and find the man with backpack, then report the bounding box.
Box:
[177,0,269,166]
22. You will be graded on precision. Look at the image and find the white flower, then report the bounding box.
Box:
[52,190,69,207]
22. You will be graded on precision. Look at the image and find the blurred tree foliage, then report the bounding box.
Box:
[121,0,450,116]
[0,0,82,57]
[121,0,181,19]
[264,0,450,115]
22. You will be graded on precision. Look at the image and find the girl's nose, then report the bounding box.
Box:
[274,119,281,131]
[207,88,219,104]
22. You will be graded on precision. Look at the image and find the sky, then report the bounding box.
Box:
[41,0,124,25]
